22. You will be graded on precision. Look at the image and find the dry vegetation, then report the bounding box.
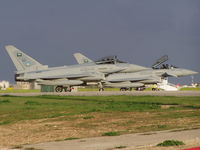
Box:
[0,95,200,148]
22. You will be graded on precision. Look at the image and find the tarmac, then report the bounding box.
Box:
[25,129,200,150]
[1,91,200,96]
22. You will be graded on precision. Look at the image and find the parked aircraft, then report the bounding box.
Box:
[74,53,198,91]
[104,67,198,91]
[5,45,105,92]
[6,46,198,92]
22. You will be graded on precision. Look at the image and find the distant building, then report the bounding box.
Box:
[0,81,10,90]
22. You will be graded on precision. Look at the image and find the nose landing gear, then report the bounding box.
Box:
[98,82,105,91]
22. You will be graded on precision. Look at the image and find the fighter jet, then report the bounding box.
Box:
[6,46,198,92]
[5,45,106,92]
[104,61,198,91]
[104,67,198,90]
[74,53,198,91]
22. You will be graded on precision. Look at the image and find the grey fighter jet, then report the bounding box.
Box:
[74,53,198,91]
[6,46,198,92]
[5,45,106,92]
[104,67,198,91]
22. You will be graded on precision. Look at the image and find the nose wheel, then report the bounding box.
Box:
[98,82,104,91]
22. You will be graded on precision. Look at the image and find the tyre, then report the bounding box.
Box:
[55,86,63,92]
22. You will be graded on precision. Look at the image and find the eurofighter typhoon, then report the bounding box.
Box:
[5,45,103,92]
[5,45,198,92]
[74,53,198,91]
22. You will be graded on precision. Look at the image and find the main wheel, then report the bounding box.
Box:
[136,87,143,91]
[120,88,126,91]
[63,87,72,92]
[55,86,63,92]
[99,88,104,91]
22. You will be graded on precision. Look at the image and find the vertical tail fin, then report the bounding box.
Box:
[73,53,93,64]
[5,45,48,72]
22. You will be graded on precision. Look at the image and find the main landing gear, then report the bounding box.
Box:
[55,86,72,92]
[99,88,105,91]
[135,87,145,91]
[120,87,132,91]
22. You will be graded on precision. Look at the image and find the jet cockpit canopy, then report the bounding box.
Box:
[152,55,179,69]
[159,64,178,69]
[95,56,126,64]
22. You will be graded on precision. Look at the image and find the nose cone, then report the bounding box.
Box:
[181,69,198,76]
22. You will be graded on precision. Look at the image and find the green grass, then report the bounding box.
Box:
[83,116,95,119]
[0,95,200,125]
[12,145,23,149]
[102,131,121,136]
[180,87,200,91]
[0,99,10,103]
[157,140,185,146]
[136,124,172,132]
[115,145,127,149]
[64,137,80,140]
[0,120,12,125]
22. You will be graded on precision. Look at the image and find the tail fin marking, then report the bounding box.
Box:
[5,45,48,71]
[73,53,93,64]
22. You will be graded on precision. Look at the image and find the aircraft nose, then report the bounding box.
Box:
[182,69,198,76]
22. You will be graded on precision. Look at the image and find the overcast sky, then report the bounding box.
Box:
[0,0,199,84]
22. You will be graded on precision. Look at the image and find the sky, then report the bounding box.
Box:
[0,0,199,85]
